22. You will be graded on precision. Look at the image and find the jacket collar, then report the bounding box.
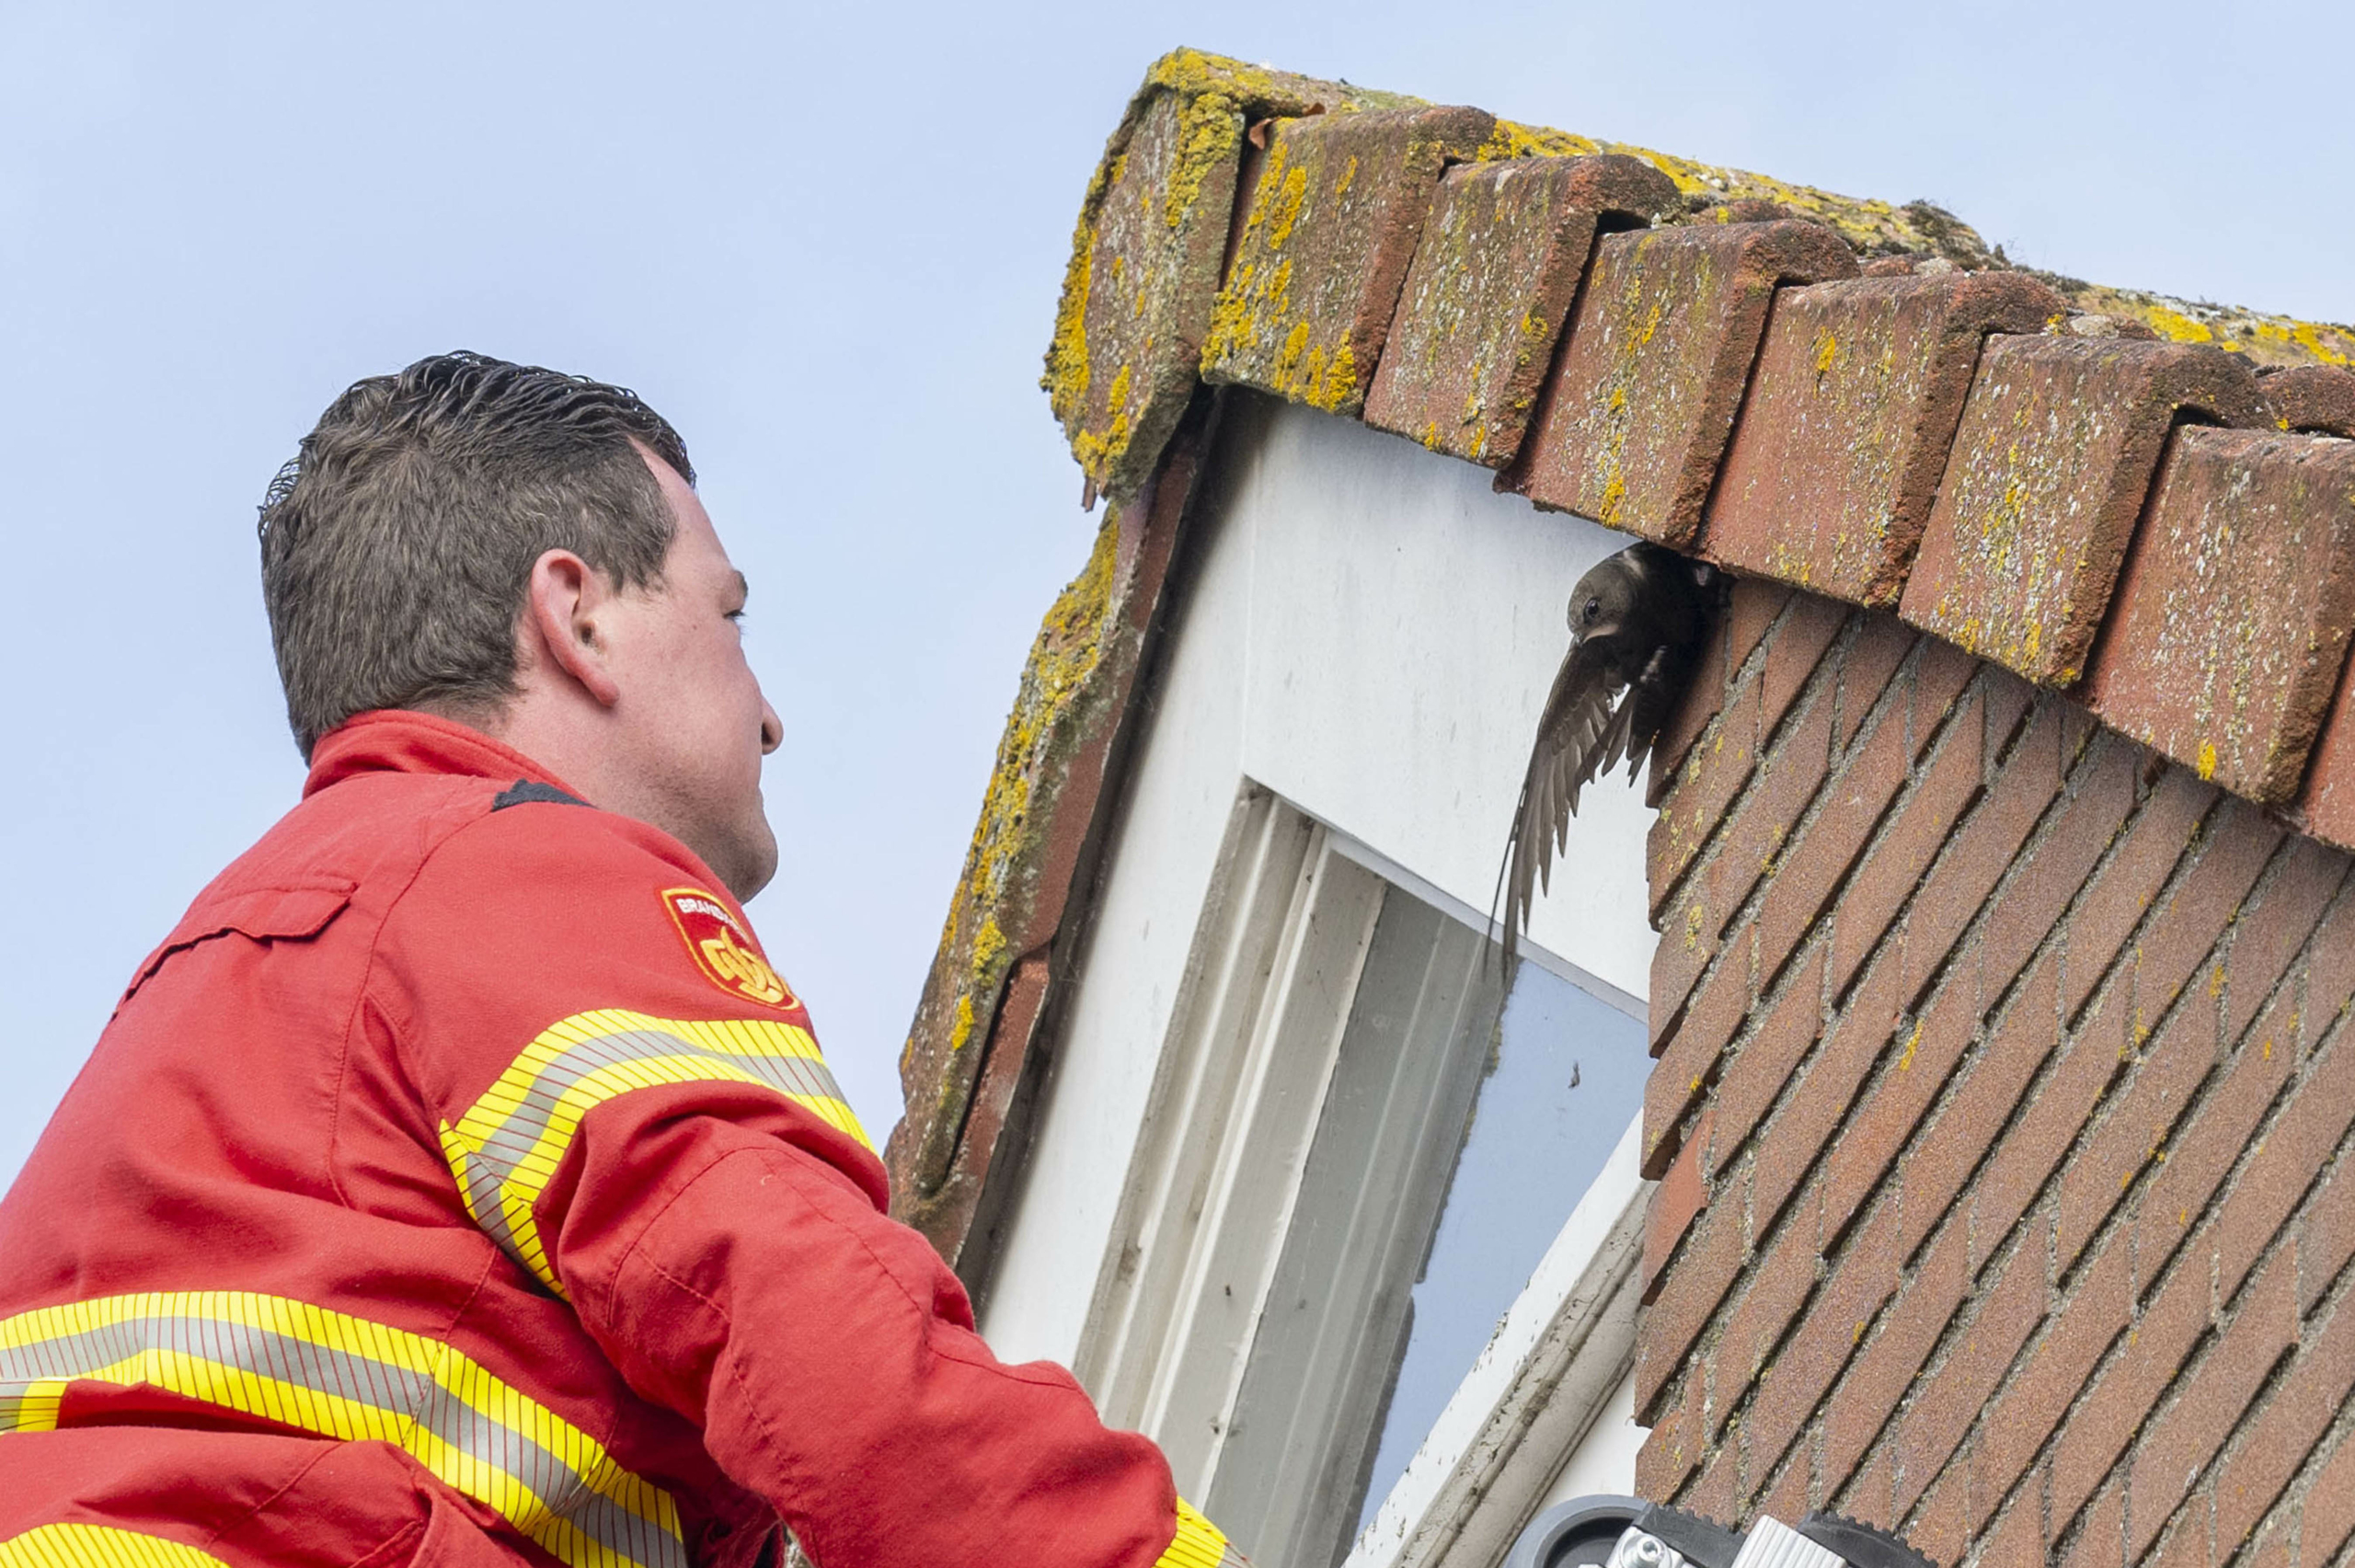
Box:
[303,710,583,800]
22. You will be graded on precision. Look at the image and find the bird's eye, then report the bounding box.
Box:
[1583,597,1602,623]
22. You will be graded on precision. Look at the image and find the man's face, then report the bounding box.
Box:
[599,452,784,899]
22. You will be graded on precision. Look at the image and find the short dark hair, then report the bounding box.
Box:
[258,350,695,757]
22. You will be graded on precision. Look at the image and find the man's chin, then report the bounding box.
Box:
[720,819,780,903]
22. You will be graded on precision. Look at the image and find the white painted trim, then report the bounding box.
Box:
[1068,784,1652,1555]
[976,400,1662,1369]
[1537,1367,1645,1515]
[973,401,1665,1562]
[1074,793,1387,1496]
[1345,1114,1651,1568]
[1070,786,1306,1402]
[1208,869,1511,1566]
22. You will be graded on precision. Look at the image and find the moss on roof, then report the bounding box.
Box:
[2029,275,2351,369]
[1076,48,2350,386]
[1483,108,2349,364]
[902,47,2354,1265]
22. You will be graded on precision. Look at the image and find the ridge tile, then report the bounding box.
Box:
[1706,271,2064,605]
[2084,428,2355,803]
[1200,105,1493,416]
[1897,335,2264,686]
[1365,152,1678,466]
[1044,86,1244,501]
[2263,363,2355,438]
[1511,218,1857,546]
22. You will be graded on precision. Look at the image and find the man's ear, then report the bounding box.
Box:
[521,549,623,708]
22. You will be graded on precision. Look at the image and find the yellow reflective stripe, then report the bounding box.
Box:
[0,1525,233,1568]
[1157,1499,1250,1568]
[440,1009,870,1295]
[0,1378,63,1433]
[0,1292,683,1568]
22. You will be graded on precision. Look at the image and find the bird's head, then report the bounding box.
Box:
[1566,554,1646,649]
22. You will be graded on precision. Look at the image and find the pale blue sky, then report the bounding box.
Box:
[3,0,2346,1180]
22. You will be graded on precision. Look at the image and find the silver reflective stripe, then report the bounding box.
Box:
[0,1388,55,1428]
[465,1025,849,1189]
[0,1293,684,1568]
[440,1011,867,1292]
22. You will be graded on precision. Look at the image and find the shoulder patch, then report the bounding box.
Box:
[492,780,589,811]
[661,887,800,1011]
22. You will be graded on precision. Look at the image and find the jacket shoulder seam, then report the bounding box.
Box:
[334,784,521,1208]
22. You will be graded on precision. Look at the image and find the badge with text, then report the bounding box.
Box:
[661,887,800,1012]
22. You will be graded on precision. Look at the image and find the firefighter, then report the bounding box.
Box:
[0,353,1244,1568]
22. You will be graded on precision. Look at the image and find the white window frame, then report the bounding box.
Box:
[1071,781,1652,1568]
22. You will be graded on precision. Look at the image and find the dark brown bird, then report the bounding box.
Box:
[1493,541,1723,968]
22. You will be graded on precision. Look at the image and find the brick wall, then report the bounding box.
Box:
[1636,580,2355,1568]
[909,48,2355,1278]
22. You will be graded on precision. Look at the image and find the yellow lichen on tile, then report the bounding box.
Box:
[1267,161,1310,248]
[1049,49,1370,497]
[1143,45,1412,116]
[1053,47,2353,505]
[1161,87,1249,229]
[1476,118,1603,163]
[910,513,1124,1160]
[2039,277,2355,370]
[1317,339,1359,411]
[1044,226,1095,429]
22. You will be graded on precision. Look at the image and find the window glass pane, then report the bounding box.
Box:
[1353,958,1649,1533]
[1203,870,1649,1568]
[1207,883,1503,1568]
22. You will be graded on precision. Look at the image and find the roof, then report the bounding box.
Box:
[886,48,2355,1265]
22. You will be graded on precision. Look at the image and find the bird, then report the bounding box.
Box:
[1493,541,1725,970]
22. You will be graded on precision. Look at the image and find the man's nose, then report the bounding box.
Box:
[759,698,783,755]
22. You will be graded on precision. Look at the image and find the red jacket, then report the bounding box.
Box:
[0,711,1239,1568]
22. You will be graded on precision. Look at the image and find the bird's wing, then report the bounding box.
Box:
[1619,640,1688,780]
[1596,670,1643,784]
[1493,639,1621,969]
